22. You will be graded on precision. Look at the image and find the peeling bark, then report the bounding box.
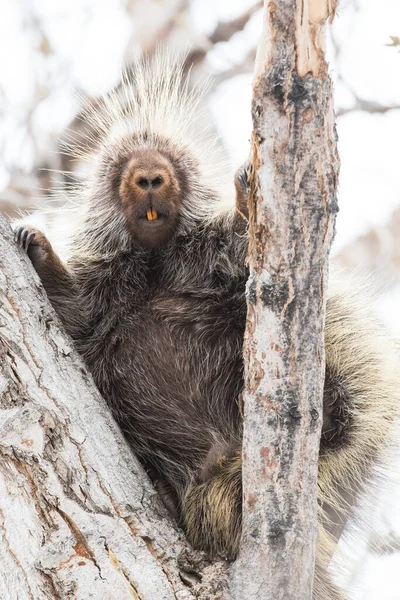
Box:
[0,215,227,600]
[230,1,339,599]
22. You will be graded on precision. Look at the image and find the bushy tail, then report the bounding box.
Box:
[183,448,345,599]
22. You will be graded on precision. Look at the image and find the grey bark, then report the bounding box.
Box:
[0,214,227,600]
[230,1,339,599]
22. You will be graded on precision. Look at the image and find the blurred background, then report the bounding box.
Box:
[0,0,399,597]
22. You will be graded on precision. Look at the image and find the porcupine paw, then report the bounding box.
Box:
[14,225,53,269]
[236,161,250,190]
[234,161,251,218]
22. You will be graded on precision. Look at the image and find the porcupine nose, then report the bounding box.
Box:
[119,148,181,247]
[135,175,164,191]
[119,149,178,225]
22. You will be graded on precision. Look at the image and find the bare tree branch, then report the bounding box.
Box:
[125,0,189,55]
[337,96,400,117]
[230,0,339,598]
[212,48,257,86]
[209,1,263,45]
[336,208,400,286]
[385,35,400,48]
[184,1,262,71]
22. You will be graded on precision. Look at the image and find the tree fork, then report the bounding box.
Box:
[0,215,228,600]
[230,1,339,599]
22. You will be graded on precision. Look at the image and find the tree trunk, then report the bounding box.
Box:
[230,1,339,599]
[0,215,227,600]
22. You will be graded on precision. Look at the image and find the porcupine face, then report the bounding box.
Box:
[118,146,182,249]
[76,53,227,255]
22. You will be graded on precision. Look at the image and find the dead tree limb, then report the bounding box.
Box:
[336,207,400,285]
[230,1,339,599]
[0,215,227,600]
[209,1,263,45]
[336,91,400,116]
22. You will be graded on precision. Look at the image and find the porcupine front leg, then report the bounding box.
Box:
[14,226,82,336]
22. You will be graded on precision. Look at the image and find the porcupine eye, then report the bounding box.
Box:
[103,159,126,193]
[118,147,182,249]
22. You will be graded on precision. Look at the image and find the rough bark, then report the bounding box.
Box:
[0,214,227,600]
[230,1,339,599]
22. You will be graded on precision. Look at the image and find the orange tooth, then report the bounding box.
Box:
[147,208,158,221]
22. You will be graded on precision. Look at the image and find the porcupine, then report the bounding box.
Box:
[15,53,400,599]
